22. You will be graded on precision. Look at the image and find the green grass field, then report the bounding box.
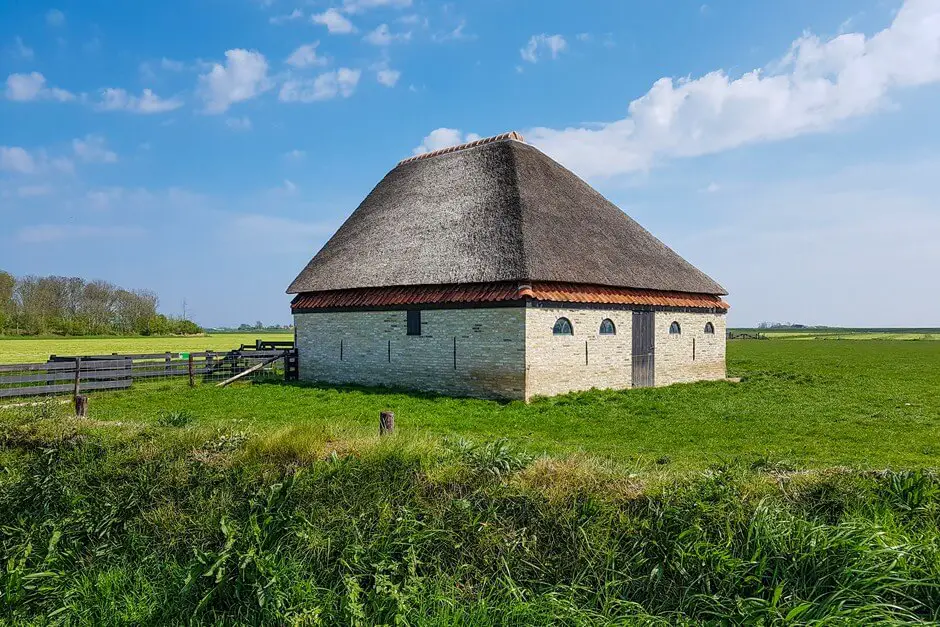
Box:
[0,333,293,364]
[3,338,940,623]
[33,339,935,470]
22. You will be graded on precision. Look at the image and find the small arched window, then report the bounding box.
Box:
[553,317,573,335]
[669,321,681,335]
[704,322,715,335]
[599,319,616,335]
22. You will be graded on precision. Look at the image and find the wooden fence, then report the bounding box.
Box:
[0,347,298,399]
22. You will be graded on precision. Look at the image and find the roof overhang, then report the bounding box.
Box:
[291,282,729,313]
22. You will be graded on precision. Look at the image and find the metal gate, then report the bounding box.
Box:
[632,311,655,388]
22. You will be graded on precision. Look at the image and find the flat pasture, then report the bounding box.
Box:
[0,333,293,364]
[81,338,940,470]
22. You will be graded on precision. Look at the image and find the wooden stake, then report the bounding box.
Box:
[74,395,88,417]
[188,353,195,387]
[379,411,395,436]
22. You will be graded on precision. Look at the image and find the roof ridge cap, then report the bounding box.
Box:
[397,131,525,166]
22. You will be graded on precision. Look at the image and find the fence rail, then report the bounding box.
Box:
[0,344,298,399]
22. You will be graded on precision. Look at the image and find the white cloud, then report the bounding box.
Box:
[311,9,356,34]
[45,9,65,27]
[363,23,410,45]
[285,149,306,159]
[527,0,940,179]
[97,87,183,113]
[0,146,36,174]
[377,68,401,87]
[342,0,411,14]
[225,116,252,130]
[432,20,474,43]
[5,72,74,102]
[702,182,721,193]
[198,49,271,114]
[161,57,187,71]
[286,42,327,68]
[412,128,482,155]
[72,135,117,164]
[17,225,144,244]
[520,34,567,63]
[13,37,34,59]
[279,68,361,102]
[270,8,304,24]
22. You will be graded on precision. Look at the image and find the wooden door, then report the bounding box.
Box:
[632,311,655,388]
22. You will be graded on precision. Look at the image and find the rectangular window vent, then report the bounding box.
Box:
[407,310,421,336]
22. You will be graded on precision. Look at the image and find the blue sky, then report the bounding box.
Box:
[1,0,939,327]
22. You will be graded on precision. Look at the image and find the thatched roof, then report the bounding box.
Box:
[287,133,726,296]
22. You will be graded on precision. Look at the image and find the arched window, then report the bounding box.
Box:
[599,319,616,335]
[704,322,715,335]
[553,317,573,335]
[669,321,681,335]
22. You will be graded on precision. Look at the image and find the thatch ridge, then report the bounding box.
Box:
[287,137,726,296]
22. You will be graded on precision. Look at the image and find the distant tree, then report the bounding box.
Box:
[0,271,201,337]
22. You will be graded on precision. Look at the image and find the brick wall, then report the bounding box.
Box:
[654,311,726,386]
[525,306,634,399]
[294,308,527,400]
[295,305,726,401]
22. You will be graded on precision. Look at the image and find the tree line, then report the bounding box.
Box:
[0,271,202,336]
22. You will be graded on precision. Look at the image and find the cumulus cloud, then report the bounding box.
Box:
[198,49,272,114]
[363,23,410,45]
[312,9,356,34]
[0,146,36,174]
[377,68,401,87]
[45,9,65,27]
[13,37,34,59]
[412,128,482,155]
[72,135,117,164]
[5,72,74,102]
[520,34,567,63]
[284,149,306,159]
[279,68,361,102]
[286,42,327,68]
[97,88,183,113]
[270,8,304,24]
[527,0,940,178]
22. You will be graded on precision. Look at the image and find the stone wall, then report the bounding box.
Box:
[654,311,726,386]
[525,305,634,399]
[294,307,527,400]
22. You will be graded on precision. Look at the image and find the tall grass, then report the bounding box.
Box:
[1,409,939,624]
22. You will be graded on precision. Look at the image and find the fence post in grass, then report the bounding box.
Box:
[379,411,395,436]
[73,357,87,417]
[165,352,171,377]
[188,353,195,387]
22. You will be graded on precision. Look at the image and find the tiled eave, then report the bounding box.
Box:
[291,282,729,312]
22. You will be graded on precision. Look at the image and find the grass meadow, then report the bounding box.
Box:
[0,333,293,364]
[2,337,940,623]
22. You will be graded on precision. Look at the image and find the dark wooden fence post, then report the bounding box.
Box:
[379,411,395,436]
[165,352,171,376]
[73,357,88,417]
[188,353,195,387]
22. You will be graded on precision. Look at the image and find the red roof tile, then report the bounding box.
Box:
[291,282,729,311]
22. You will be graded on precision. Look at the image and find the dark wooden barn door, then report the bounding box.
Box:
[632,311,655,388]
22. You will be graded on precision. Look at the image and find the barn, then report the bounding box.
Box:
[287,132,729,401]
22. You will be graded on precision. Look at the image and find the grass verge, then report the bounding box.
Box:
[1,405,939,624]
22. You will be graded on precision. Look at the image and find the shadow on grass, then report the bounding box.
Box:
[252,377,518,405]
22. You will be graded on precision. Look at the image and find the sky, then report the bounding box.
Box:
[1,0,939,328]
